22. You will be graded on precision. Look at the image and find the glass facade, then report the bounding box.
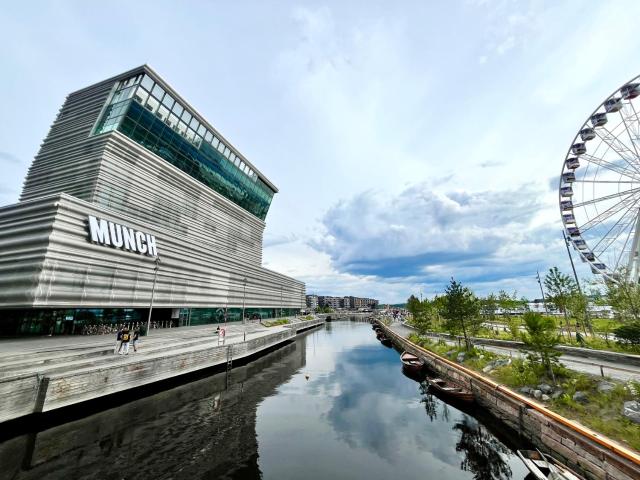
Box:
[0,307,302,336]
[93,73,275,220]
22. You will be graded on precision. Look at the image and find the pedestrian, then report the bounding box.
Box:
[218,327,226,345]
[114,327,123,354]
[132,328,140,353]
[120,327,131,355]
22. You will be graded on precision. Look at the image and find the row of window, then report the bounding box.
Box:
[110,73,262,186]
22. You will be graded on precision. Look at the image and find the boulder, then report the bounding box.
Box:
[482,364,493,373]
[456,352,466,363]
[622,401,640,424]
[542,394,551,402]
[519,386,532,395]
[551,389,564,400]
[573,391,589,404]
[533,390,542,400]
[446,350,456,358]
[597,381,615,394]
[538,384,553,394]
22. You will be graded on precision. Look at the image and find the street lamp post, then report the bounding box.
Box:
[280,286,283,319]
[241,277,247,324]
[146,256,161,336]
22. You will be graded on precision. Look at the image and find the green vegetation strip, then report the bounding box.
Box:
[407,331,640,452]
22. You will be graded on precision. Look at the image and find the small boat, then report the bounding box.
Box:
[400,351,424,375]
[426,376,474,403]
[517,450,583,480]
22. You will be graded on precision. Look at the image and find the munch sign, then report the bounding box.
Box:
[88,215,158,257]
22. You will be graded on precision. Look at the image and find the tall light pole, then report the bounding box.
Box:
[146,256,161,336]
[536,270,548,314]
[280,286,283,319]
[241,277,247,324]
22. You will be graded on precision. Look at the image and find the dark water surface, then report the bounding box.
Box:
[0,322,530,480]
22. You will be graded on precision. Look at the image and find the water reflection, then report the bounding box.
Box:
[0,322,529,480]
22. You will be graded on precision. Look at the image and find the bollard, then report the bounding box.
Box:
[600,365,605,378]
[244,331,246,341]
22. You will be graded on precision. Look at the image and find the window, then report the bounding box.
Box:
[145,96,159,113]
[162,93,175,110]
[204,131,213,142]
[173,103,184,117]
[167,113,179,129]
[133,87,149,105]
[141,74,154,91]
[181,110,192,124]
[189,117,199,131]
[176,121,187,136]
[151,83,165,101]
[157,105,170,122]
[223,147,230,158]
[197,125,206,137]
[212,136,220,148]
[185,128,196,142]
[217,141,225,153]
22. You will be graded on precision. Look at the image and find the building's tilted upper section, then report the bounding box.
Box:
[91,67,276,220]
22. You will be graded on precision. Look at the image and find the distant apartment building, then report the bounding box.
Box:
[307,295,379,310]
[306,295,319,309]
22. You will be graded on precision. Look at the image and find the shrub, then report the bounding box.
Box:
[614,322,640,345]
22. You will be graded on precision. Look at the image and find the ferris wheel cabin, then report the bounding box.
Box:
[591,113,608,127]
[562,213,576,224]
[560,186,573,197]
[567,227,580,237]
[604,97,623,112]
[579,128,596,141]
[572,238,587,249]
[560,200,573,210]
[571,143,587,155]
[565,157,580,169]
[621,83,640,100]
[562,172,576,183]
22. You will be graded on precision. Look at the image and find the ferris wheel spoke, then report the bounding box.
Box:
[592,203,637,255]
[571,187,640,208]
[618,108,640,162]
[594,125,640,174]
[590,199,638,251]
[580,153,640,180]
[615,217,637,271]
[580,195,638,233]
[574,179,638,183]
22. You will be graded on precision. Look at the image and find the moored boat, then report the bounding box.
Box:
[425,376,474,403]
[517,450,583,480]
[400,351,424,375]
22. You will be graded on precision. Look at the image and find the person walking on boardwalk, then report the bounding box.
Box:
[120,328,131,355]
[114,327,123,354]
[218,327,226,345]
[132,328,140,353]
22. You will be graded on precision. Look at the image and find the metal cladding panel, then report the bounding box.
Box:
[0,197,59,306]
[20,79,116,202]
[93,134,265,266]
[5,194,305,309]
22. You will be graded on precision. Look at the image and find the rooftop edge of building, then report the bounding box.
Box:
[67,64,278,194]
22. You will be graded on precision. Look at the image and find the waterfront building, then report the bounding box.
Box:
[305,295,318,309]
[314,295,379,310]
[0,65,305,335]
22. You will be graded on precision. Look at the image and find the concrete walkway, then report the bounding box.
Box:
[388,322,640,382]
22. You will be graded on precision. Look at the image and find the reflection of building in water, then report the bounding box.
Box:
[0,336,306,480]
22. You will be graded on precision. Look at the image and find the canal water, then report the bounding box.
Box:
[0,321,530,480]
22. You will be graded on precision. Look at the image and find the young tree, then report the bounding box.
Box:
[544,267,577,341]
[521,312,560,378]
[606,277,640,323]
[406,294,421,319]
[480,293,498,322]
[441,278,481,350]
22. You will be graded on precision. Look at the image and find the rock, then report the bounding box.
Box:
[622,401,640,424]
[542,394,551,402]
[479,354,485,360]
[482,364,493,373]
[538,384,553,394]
[597,381,615,394]
[446,350,456,358]
[519,387,532,395]
[573,391,589,404]
[456,352,466,363]
[552,389,564,400]
[533,390,542,399]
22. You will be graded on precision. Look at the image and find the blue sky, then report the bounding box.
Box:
[2,1,640,303]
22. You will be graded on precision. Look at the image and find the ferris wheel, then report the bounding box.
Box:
[559,75,640,283]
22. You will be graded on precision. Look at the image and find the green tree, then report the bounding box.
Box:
[544,267,577,341]
[606,276,640,323]
[406,294,421,318]
[521,312,560,378]
[480,293,498,322]
[441,278,481,350]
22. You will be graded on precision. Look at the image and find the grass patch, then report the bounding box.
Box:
[263,318,290,327]
[408,332,640,451]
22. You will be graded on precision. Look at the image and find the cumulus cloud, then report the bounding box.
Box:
[308,181,566,294]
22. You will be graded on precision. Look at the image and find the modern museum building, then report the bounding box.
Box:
[0,65,306,335]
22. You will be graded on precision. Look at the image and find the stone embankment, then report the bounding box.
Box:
[0,319,324,424]
[378,322,640,480]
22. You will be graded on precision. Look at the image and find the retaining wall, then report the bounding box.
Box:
[380,322,640,480]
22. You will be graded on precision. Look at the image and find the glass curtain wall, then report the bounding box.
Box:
[94,74,275,220]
